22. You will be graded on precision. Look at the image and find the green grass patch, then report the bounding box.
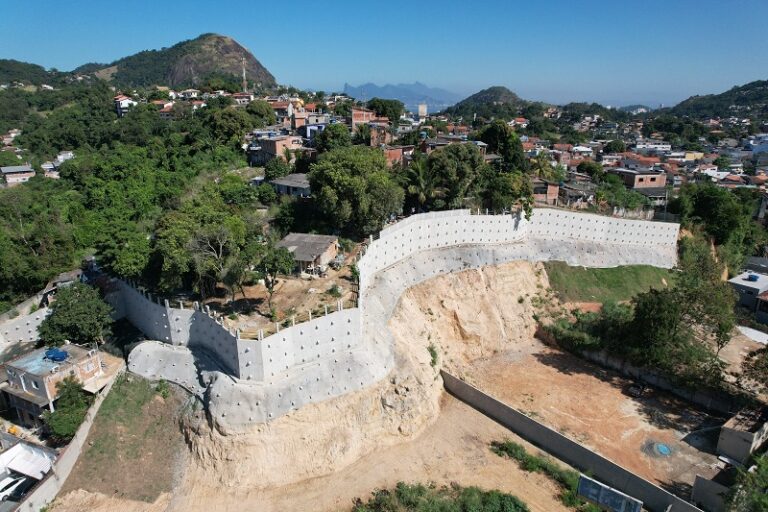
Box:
[353,482,529,512]
[491,440,600,511]
[544,262,674,303]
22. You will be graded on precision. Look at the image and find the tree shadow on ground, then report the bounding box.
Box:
[532,349,621,386]
[103,318,146,361]
[659,479,693,501]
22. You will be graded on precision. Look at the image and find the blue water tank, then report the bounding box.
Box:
[45,348,69,362]
[747,274,760,282]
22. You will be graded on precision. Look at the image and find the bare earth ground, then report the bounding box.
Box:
[465,344,723,494]
[53,395,568,512]
[58,377,188,504]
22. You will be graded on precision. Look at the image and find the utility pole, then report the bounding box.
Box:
[241,57,247,93]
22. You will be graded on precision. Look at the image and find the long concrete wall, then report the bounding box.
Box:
[441,371,702,512]
[122,209,679,427]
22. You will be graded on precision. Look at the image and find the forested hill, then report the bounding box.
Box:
[74,33,276,89]
[669,80,768,119]
[0,59,62,85]
[443,86,530,120]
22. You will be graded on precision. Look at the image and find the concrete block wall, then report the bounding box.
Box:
[0,308,49,344]
[528,208,679,247]
[188,309,240,377]
[236,308,361,383]
[115,210,680,426]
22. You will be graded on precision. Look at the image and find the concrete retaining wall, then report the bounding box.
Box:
[16,366,125,512]
[441,371,702,512]
[0,308,49,344]
[101,210,681,426]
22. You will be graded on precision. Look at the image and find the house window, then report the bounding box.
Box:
[650,177,657,182]
[31,380,39,390]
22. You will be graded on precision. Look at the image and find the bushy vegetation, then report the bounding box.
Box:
[491,440,599,511]
[352,482,529,512]
[727,454,768,511]
[543,236,736,388]
[42,377,92,444]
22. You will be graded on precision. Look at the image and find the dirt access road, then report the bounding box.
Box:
[54,395,568,512]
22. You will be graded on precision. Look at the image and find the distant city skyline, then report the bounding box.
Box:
[3,0,768,107]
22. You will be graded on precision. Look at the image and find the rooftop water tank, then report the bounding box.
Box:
[746,274,760,282]
[44,348,69,362]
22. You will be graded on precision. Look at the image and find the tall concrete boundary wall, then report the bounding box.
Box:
[16,366,125,512]
[118,209,679,426]
[0,308,49,344]
[441,371,702,512]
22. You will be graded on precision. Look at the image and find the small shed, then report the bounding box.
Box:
[276,233,338,273]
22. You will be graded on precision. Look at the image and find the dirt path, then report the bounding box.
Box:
[55,395,568,512]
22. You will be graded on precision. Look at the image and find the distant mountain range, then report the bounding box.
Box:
[74,33,276,89]
[343,82,462,113]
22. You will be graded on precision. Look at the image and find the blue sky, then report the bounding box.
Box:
[2,0,767,106]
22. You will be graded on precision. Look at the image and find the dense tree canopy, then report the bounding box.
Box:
[309,146,403,235]
[39,282,113,346]
[314,123,352,153]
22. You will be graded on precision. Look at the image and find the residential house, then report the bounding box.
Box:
[350,107,375,131]
[0,346,104,428]
[178,89,200,100]
[249,135,304,165]
[532,178,559,205]
[382,145,414,168]
[232,92,254,106]
[729,271,768,313]
[113,94,137,117]
[607,167,667,189]
[1,165,35,187]
[370,124,394,146]
[634,139,671,154]
[270,173,311,197]
[276,233,338,273]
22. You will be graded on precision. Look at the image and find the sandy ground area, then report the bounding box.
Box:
[465,344,723,495]
[54,395,568,512]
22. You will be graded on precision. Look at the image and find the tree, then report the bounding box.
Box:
[405,157,445,211]
[741,347,768,393]
[728,454,768,511]
[209,108,253,145]
[427,143,486,208]
[254,245,295,309]
[484,170,533,218]
[264,157,291,181]
[713,155,731,170]
[309,146,404,235]
[42,377,90,443]
[602,140,626,153]
[477,120,527,171]
[39,282,113,347]
[315,123,351,153]
[366,98,404,123]
[246,100,276,127]
[576,160,605,182]
[353,123,372,145]
[530,153,566,182]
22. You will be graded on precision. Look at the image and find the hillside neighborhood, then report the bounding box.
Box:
[0,19,767,512]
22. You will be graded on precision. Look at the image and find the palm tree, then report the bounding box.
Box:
[406,159,444,211]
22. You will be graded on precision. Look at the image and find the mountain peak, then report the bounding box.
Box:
[76,33,276,89]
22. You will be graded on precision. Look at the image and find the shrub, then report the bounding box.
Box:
[427,344,439,367]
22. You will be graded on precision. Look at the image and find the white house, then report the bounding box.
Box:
[113,95,137,117]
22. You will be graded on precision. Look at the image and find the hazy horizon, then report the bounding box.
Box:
[3,0,767,107]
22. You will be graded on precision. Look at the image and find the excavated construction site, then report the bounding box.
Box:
[54,209,687,512]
